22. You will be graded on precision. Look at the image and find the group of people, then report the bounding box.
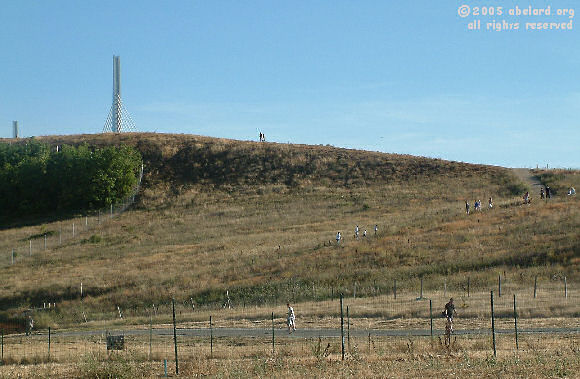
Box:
[284,298,458,336]
[336,224,378,244]
[465,198,493,214]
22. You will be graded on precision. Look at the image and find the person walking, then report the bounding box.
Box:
[465,201,470,215]
[336,232,341,245]
[287,303,296,333]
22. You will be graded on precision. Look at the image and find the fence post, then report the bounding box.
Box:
[29,240,32,256]
[1,329,3,363]
[564,277,568,299]
[347,306,350,346]
[513,294,518,350]
[420,278,423,299]
[393,279,397,300]
[534,276,537,298]
[490,291,497,357]
[271,312,275,354]
[429,299,433,338]
[48,327,51,361]
[72,222,75,238]
[340,293,345,361]
[498,275,501,297]
[467,277,470,297]
[172,298,178,375]
[44,234,47,250]
[11,249,14,265]
[149,314,152,360]
[210,315,213,358]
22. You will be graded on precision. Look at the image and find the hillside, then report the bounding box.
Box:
[0,133,578,329]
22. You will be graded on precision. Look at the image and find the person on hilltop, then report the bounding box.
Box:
[363,229,367,238]
[546,186,551,199]
[374,224,378,236]
[568,187,576,196]
[540,187,545,199]
[355,225,359,239]
[336,232,341,245]
[465,201,470,215]
[488,197,493,209]
[287,303,296,333]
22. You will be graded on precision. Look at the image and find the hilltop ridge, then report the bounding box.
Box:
[8,133,517,202]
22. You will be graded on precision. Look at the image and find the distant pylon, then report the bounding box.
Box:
[12,121,19,138]
[103,56,136,133]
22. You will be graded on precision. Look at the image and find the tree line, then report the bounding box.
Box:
[0,140,142,224]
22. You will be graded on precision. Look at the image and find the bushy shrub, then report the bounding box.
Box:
[0,140,142,225]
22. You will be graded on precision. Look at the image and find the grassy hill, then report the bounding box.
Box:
[0,133,578,328]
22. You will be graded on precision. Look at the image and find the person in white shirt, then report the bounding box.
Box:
[336,232,341,245]
[287,303,296,333]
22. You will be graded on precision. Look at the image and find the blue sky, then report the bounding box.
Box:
[1,1,578,168]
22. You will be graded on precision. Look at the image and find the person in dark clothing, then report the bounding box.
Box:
[444,298,457,322]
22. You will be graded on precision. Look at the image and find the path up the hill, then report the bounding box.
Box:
[512,168,542,190]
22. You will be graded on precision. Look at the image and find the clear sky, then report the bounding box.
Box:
[1,1,578,168]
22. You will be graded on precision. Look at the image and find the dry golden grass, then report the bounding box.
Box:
[0,134,577,340]
[0,333,578,378]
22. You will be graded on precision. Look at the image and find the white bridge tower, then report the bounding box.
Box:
[103,56,136,133]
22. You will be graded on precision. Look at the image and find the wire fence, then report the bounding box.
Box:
[1,164,143,267]
[1,285,578,369]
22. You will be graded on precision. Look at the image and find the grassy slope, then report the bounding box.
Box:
[0,133,578,326]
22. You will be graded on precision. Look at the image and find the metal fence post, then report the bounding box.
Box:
[491,291,496,357]
[149,314,152,360]
[48,327,51,361]
[564,277,568,299]
[429,299,433,338]
[393,279,397,300]
[340,293,345,361]
[172,298,178,375]
[210,315,213,358]
[271,312,275,354]
[467,277,470,297]
[534,276,537,298]
[513,294,518,350]
[498,275,501,297]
